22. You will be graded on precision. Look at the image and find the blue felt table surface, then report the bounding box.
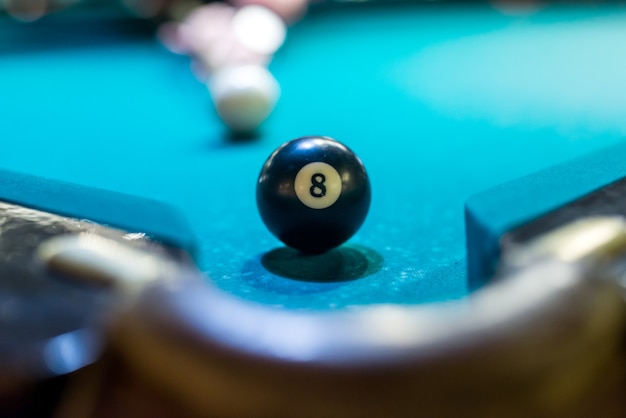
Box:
[1,4,626,310]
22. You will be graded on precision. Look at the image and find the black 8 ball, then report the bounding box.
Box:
[257,136,371,253]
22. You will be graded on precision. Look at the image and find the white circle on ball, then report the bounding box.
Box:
[294,162,342,210]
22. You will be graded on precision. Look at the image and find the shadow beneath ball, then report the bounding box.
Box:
[261,245,384,283]
[226,129,261,143]
[204,131,260,150]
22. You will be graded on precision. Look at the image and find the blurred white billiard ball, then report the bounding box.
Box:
[209,64,280,134]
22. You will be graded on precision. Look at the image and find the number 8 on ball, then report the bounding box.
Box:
[257,136,371,254]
